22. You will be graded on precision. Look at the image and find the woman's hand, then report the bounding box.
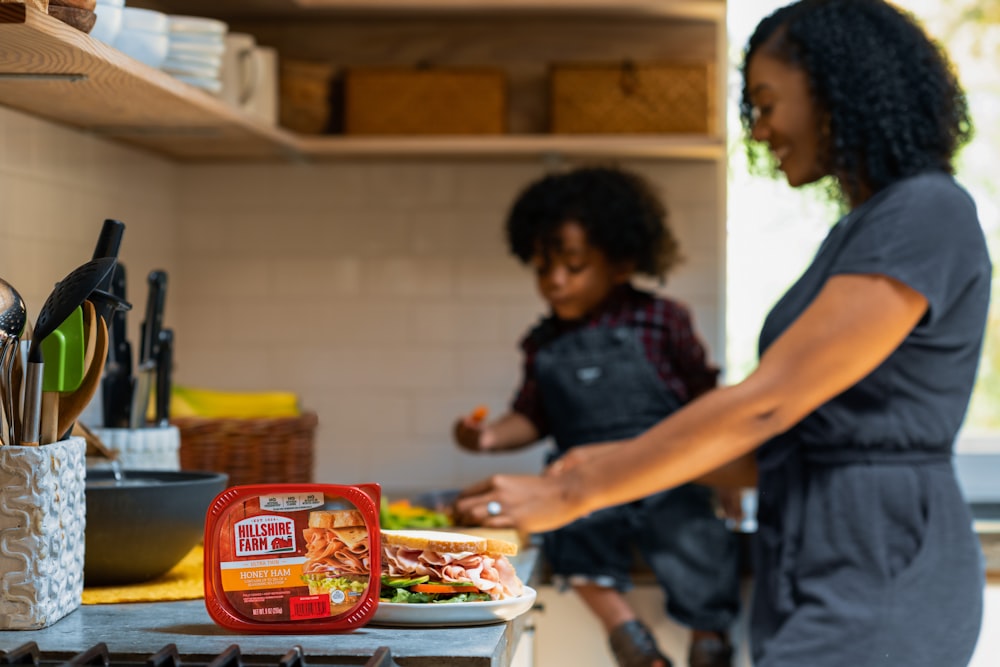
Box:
[453,471,588,534]
[544,440,626,476]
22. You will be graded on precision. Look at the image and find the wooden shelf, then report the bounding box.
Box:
[290,0,725,20]
[0,3,724,162]
[133,0,724,22]
[296,134,725,161]
[0,3,299,161]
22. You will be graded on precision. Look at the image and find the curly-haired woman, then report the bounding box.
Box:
[456,1,990,665]
[452,165,741,667]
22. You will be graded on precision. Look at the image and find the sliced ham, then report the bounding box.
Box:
[383,545,524,600]
[304,527,370,576]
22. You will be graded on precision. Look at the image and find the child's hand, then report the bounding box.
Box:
[453,405,489,452]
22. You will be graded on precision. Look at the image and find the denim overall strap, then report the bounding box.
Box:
[534,325,682,452]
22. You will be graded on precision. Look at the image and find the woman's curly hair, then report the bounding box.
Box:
[505,166,680,280]
[739,0,973,203]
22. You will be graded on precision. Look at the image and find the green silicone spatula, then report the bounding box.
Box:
[41,306,84,391]
[39,305,84,444]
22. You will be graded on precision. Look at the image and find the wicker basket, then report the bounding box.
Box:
[279,59,338,135]
[174,412,317,487]
[344,66,506,135]
[550,60,715,135]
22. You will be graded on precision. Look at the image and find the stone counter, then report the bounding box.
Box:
[0,549,540,667]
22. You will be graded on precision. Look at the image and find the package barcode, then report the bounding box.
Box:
[290,595,330,620]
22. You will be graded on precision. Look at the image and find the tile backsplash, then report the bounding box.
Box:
[0,106,724,494]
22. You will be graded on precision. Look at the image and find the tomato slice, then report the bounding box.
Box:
[410,583,480,594]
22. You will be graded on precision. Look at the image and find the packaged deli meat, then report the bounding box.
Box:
[203,483,381,632]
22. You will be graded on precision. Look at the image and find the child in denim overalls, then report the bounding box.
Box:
[454,167,740,667]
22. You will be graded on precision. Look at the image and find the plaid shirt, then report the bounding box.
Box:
[512,284,719,437]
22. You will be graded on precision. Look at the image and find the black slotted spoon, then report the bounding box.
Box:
[20,257,116,446]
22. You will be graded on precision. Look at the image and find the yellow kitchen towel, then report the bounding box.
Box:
[167,386,300,419]
[82,545,203,604]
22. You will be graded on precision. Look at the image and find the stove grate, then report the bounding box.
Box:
[0,643,400,667]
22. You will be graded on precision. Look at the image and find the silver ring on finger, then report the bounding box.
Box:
[486,500,503,517]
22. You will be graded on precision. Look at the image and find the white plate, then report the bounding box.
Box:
[169,32,226,46]
[162,59,219,79]
[167,39,226,57]
[163,51,223,67]
[168,15,228,36]
[370,586,537,627]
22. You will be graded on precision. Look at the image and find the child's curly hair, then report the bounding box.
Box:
[505,166,680,280]
[739,0,973,204]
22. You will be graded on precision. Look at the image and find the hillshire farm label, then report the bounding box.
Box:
[204,484,380,631]
[235,515,296,556]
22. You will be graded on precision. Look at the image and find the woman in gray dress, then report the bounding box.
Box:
[456,1,989,665]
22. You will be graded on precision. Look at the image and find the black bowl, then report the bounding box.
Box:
[84,469,228,586]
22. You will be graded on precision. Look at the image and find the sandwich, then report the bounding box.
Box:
[301,509,371,613]
[380,529,524,603]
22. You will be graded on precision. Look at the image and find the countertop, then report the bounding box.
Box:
[0,548,540,667]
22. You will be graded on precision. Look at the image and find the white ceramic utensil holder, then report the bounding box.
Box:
[0,437,86,629]
[88,425,180,471]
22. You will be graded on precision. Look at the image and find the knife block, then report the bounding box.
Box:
[88,425,180,471]
[0,437,85,629]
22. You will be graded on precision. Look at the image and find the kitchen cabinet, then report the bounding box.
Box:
[0,0,726,163]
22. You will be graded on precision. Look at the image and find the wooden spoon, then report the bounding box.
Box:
[82,300,97,371]
[72,421,117,460]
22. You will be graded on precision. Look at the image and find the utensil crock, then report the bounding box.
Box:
[0,436,86,629]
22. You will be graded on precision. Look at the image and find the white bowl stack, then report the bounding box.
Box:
[112,6,169,69]
[163,15,229,93]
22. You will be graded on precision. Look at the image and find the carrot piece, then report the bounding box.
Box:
[470,405,489,423]
[411,583,480,594]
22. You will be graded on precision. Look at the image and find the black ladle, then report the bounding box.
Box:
[21,257,116,446]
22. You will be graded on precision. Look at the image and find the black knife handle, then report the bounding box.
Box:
[92,219,125,267]
[103,339,133,428]
[102,262,133,427]
[89,220,126,325]
[155,329,173,427]
[109,263,128,348]
[140,270,168,365]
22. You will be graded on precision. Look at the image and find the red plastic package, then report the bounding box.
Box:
[203,483,381,632]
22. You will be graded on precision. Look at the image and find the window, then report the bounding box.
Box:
[725,0,1000,454]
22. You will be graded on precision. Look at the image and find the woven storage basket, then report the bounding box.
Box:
[550,61,715,135]
[175,412,317,487]
[344,66,506,135]
[280,59,338,134]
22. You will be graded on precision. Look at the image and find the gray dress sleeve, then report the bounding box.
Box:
[830,171,986,325]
